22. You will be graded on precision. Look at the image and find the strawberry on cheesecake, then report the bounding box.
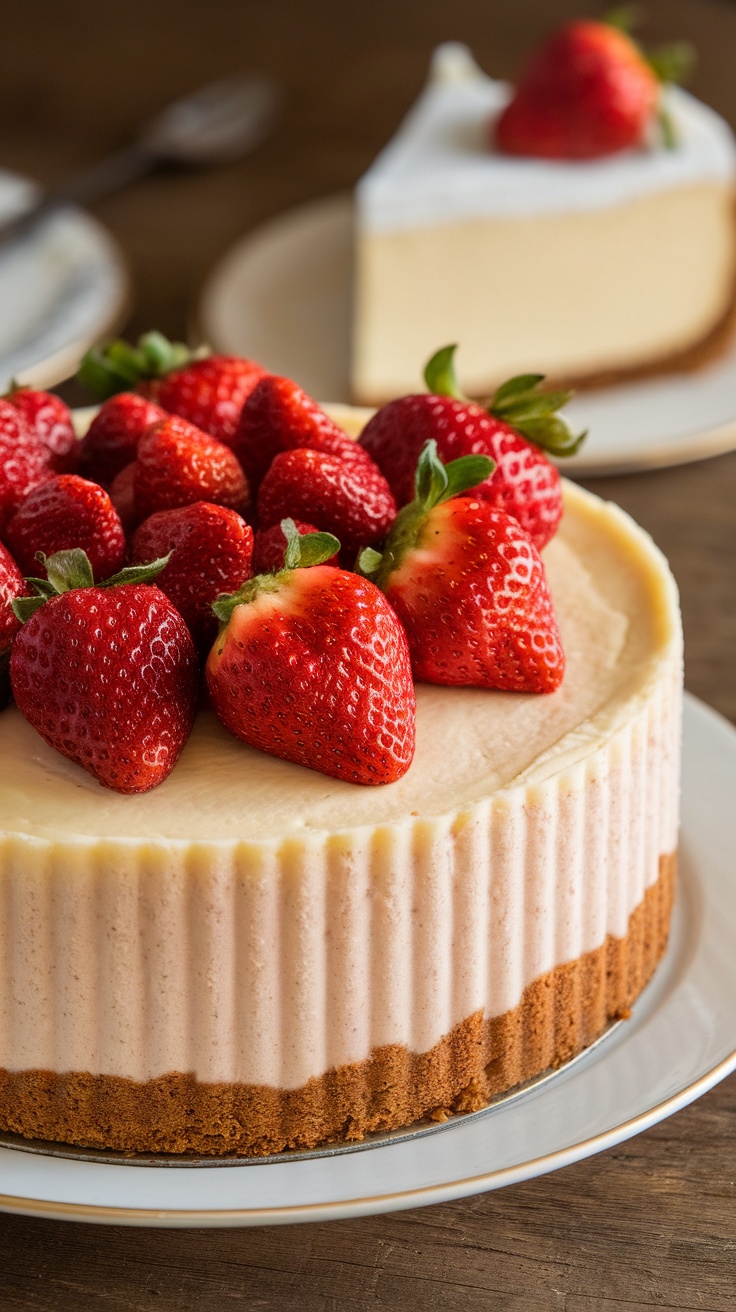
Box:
[0,349,682,1155]
[352,32,736,403]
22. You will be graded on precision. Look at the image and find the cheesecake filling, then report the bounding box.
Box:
[353,43,736,400]
[0,483,681,1091]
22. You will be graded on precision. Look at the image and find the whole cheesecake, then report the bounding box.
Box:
[0,407,682,1156]
[352,43,736,404]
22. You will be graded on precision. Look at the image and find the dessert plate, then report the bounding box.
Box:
[197,194,736,477]
[0,692,734,1227]
[0,168,128,391]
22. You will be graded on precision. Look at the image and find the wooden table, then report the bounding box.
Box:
[1,1,735,1306]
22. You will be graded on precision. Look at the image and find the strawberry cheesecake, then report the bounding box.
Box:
[352,40,736,404]
[0,402,682,1156]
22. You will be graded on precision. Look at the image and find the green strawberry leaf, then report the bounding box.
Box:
[281,518,340,570]
[443,454,496,501]
[488,376,585,457]
[517,415,588,456]
[100,556,173,589]
[211,521,341,626]
[489,373,546,408]
[415,441,493,510]
[11,549,174,624]
[357,547,383,577]
[648,40,695,87]
[77,331,204,400]
[603,5,642,34]
[423,344,464,399]
[415,440,449,508]
[11,595,49,623]
[43,549,95,594]
[422,345,587,459]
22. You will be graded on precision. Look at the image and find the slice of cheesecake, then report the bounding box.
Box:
[352,43,736,404]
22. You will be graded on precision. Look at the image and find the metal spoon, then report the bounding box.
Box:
[0,75,282,246]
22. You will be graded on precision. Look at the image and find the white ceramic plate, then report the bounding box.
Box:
[0,692,734,1227]
[0,169,128,391]
[198,194,736,477]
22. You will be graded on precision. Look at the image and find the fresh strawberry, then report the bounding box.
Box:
[108,462,138,533]
[257,447,396,556]
[495,18,694,159]
[131,502,254,654]
[79,392,168,484]
[6,387,78,473]
[4,474,126,580]
[252,517,339,574]
[0,401,48,532]
[206,521,415,785]
[133,415,250,521]
[10,549,197,793]
[0,541,26,709]
[232,374,374,491]
[359,346,585,550]
[78,331,267,444]
[361,442,564,693]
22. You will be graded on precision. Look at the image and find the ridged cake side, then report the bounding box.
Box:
[0,855,674,1155]
[0,662,680,1154]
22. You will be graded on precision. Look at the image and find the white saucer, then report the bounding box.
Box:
[0,692,734,1228]
[198,194,736,477]
[0,169,128,391]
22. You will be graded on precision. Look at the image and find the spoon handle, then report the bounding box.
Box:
[0,144,154,249]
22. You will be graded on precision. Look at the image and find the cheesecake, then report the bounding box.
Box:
[352,43,736,404]
[0,406,682,1156]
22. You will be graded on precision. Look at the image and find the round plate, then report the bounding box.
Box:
[0,692,734,1227]
[197,194,736,477]
[0,169,128,391]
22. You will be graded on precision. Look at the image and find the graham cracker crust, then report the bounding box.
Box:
[0,853,675,1157]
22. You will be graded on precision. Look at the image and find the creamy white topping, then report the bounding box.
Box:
[357,42,736,231]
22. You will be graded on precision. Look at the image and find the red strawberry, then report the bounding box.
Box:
[361,442,564,693]
[133,415,250,521]
[131,502,254,654]
[359,347,585,550]
[108,462,138,533]
[0,541,26,709]
[232,374,374,490]
[6,387,78,473]
[5,474,126,580]
[257,447,396,556]
[0,401,47,532]
[79,392,168,484]
[78,331,267,444]
[495,19,693,159]
[252,518,338,574]
[206,522,415,785]
[10,549,197,793]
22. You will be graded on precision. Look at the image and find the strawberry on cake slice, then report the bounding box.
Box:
[352,23,736,403]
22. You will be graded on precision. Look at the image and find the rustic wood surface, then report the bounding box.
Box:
[1,0,735,1306]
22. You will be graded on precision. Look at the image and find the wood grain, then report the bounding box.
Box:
[1,0,735,1306]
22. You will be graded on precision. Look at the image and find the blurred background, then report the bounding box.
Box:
[2,0,734,344]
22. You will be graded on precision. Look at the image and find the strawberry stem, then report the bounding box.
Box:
[364,441,493,590]
[11,549,172,624]
[423,345,465,400]
[211,520,340,625]
[77,331,204,400]
[424,344,587,458]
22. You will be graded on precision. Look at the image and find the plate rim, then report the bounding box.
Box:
[0,165,130,390]
[0,691,735,1227]
[196,192,736,477]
